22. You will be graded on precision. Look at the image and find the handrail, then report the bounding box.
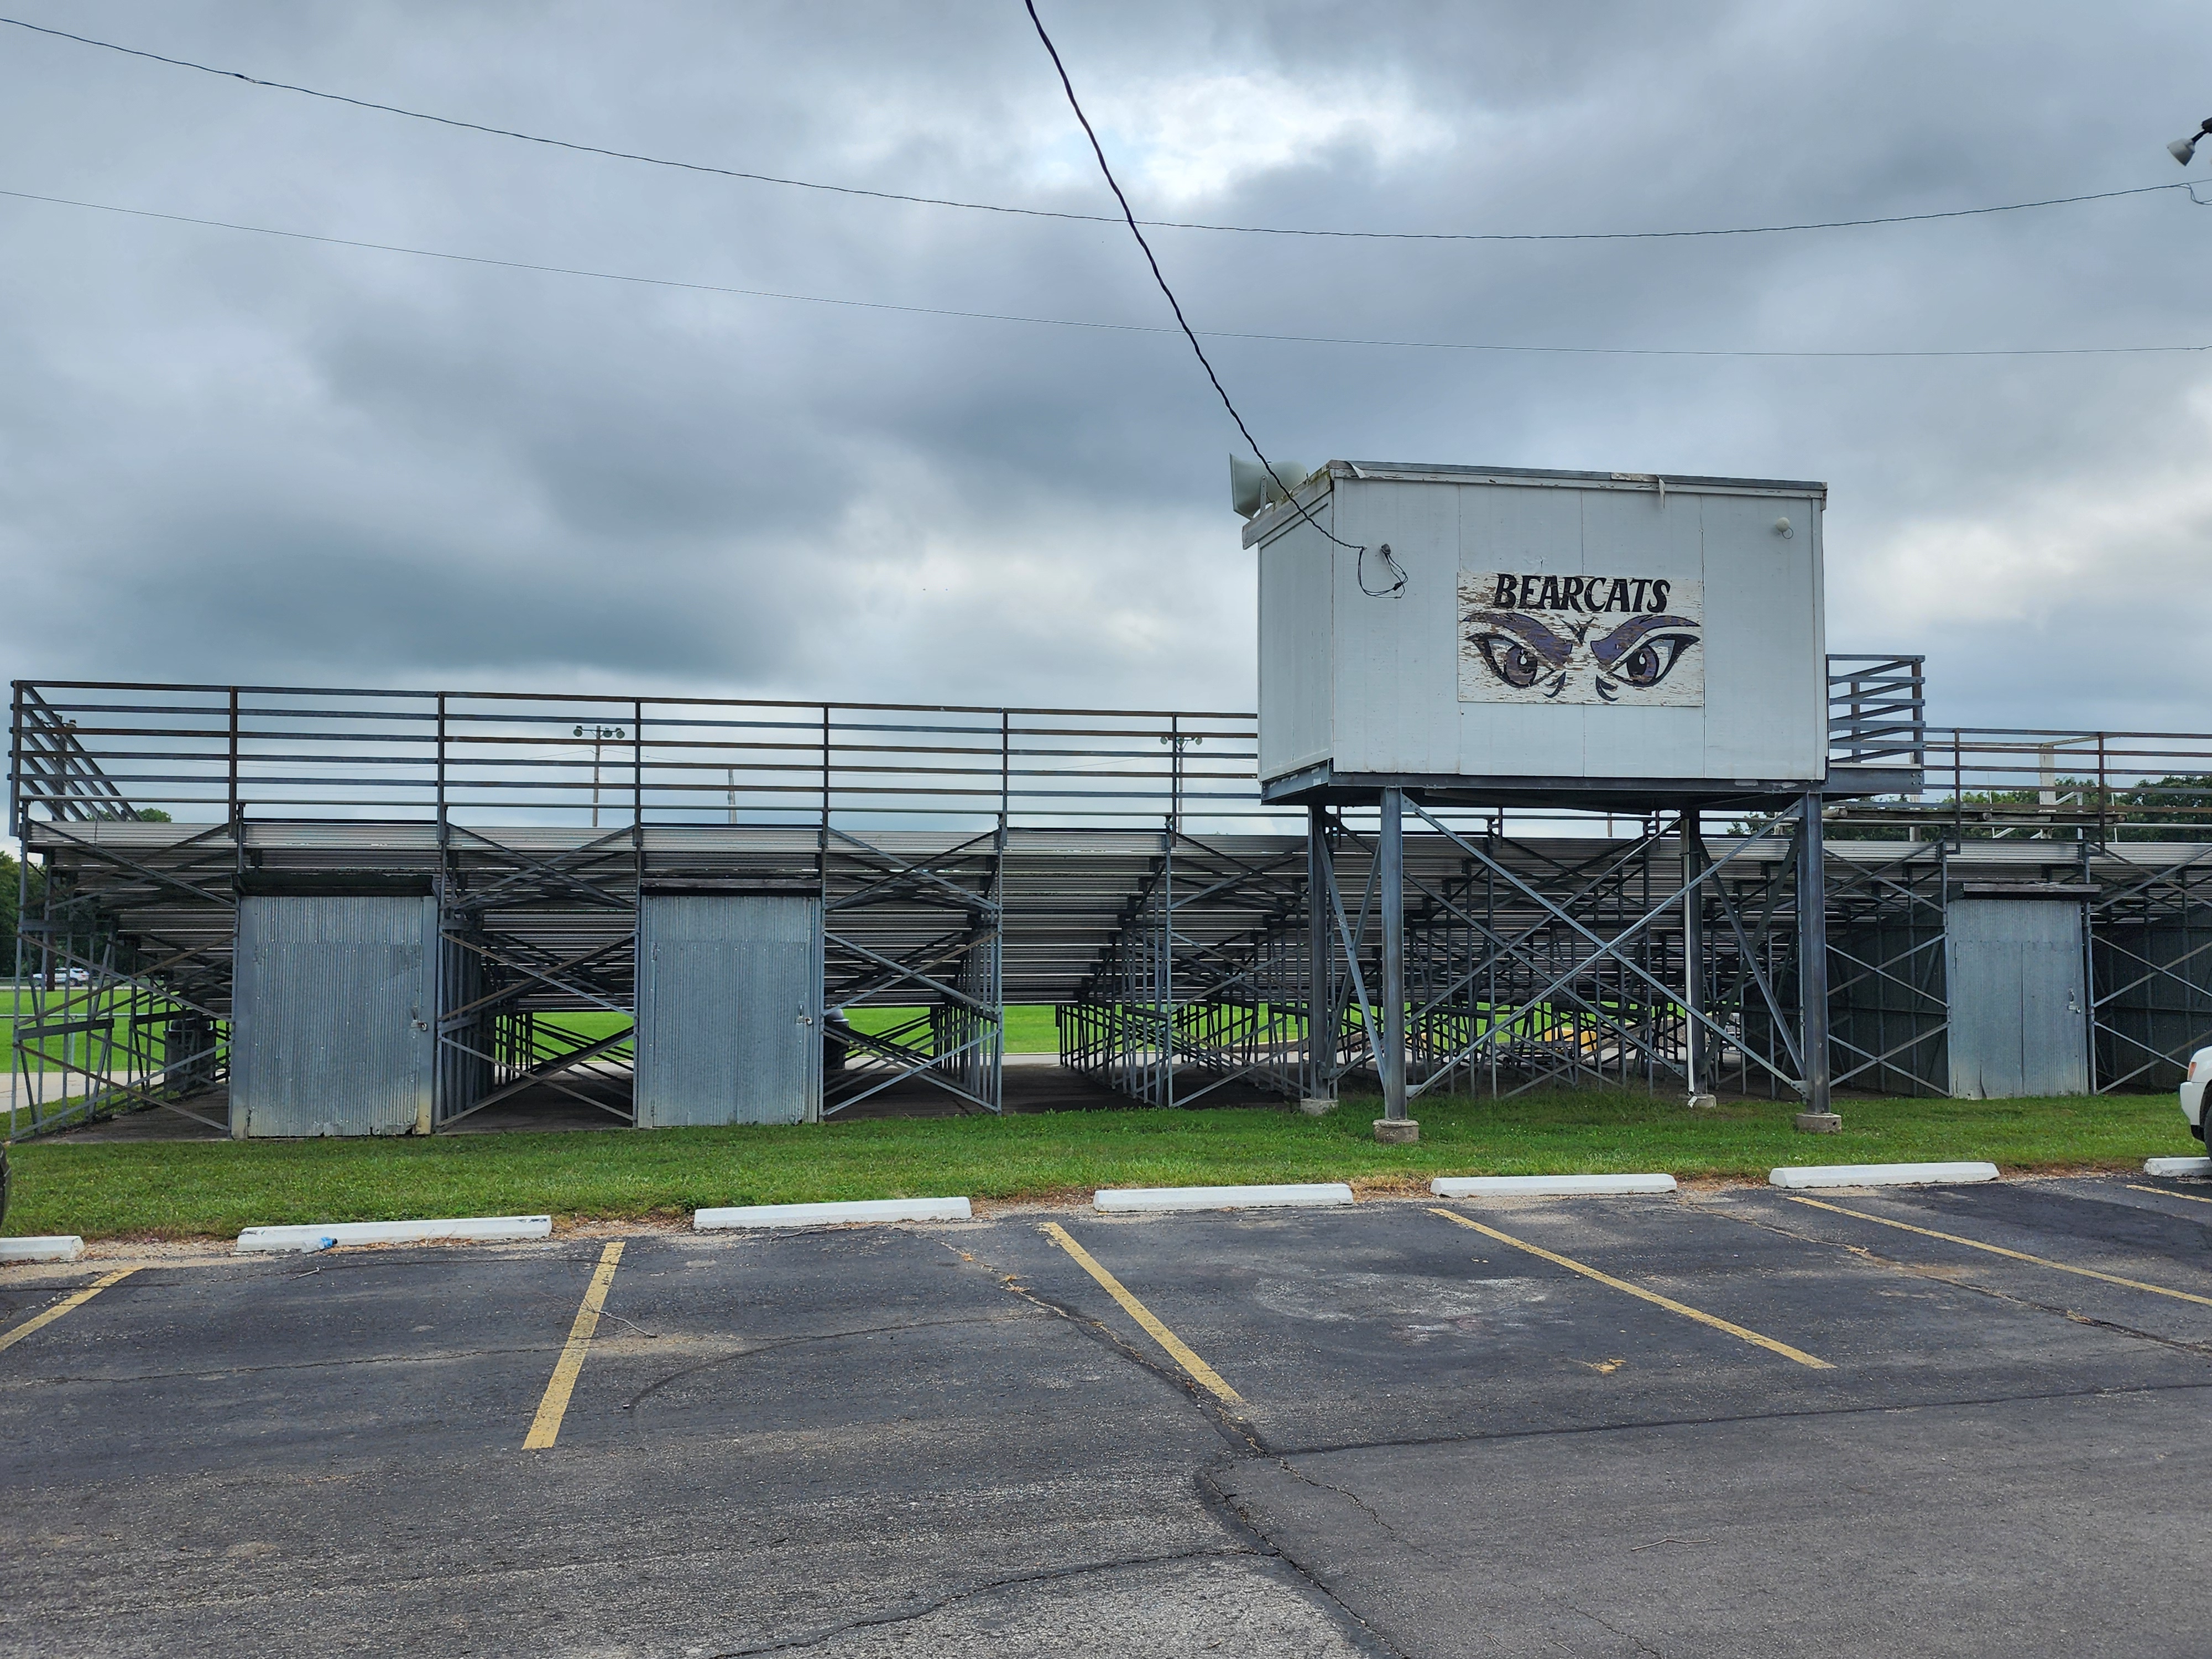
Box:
[12,684,140,829]
[1827,654,1926,768]
[9,679,1279,833]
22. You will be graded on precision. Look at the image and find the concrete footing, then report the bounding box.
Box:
[1771,1161,1997,1190]
[236,1215,552,1254]
[1095,1183,1354,1213]
[0,1236,84,1264]
[1432,1173,1677,1197]
[1296,1098,1337,1117]
[2144,1156,2211,1178]
[1374,1118,1420,1145]
[1794,1112,1842,1134]
[1687,1093,1719,1110]
[695,1198,971,1229]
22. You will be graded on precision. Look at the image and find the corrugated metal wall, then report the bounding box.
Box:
[634,895,822,1126]
[1945,898,2089,1099]
[229,894,439,1136]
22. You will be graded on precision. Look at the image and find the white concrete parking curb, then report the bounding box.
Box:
[694,1197,972,1230]
[1432,1173,1677,1197]
[1093,1183,1355,1214]
[235,1215,554,1254]
[1769,1162,1998,1190]
[2144,1156,2212,1177]
[0,1236,84,1264]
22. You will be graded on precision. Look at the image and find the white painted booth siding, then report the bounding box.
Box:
[1254,464,1827,789]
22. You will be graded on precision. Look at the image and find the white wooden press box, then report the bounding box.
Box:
[1245,462,1828,801]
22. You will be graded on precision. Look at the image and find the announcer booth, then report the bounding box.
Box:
[1244,460,1859,1138]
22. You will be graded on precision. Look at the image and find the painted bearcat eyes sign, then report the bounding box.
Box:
[1456,571,1704,707]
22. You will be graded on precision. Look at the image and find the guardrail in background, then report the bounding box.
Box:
[1827,654,1926,769]
[9,681,1267,833]
[15,667,2212,837]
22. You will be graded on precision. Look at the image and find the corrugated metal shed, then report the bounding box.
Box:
[635,895,822,1126]
[1945,897,2089,1099]
[229,895,437,1136]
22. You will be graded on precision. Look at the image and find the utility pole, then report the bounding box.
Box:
[574,725,625,828]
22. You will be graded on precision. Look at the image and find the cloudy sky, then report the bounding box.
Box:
[2,1,2208,737]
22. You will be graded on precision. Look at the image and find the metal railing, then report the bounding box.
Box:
[1828,655,1926,769]
[21,675,2212,843]
[1843,729,2212,836]
[11,680,1273,834]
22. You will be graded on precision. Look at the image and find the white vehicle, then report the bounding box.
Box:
[2183,1046,2212,1141]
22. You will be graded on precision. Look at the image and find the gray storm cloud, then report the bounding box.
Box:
[0,0,2206,732]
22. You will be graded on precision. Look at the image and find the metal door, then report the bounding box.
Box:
[229,895,438,1136]
[1945,898,2089,1098]
[634,895,822,1126]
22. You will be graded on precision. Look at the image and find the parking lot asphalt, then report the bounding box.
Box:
[4,1175,2212,1657]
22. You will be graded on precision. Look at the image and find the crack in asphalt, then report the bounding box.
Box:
[615,1312,1023,1411]
[1273,1459,1409,1543]
[1548,1590,1669,1659]
[699,1545,1259,1656]
[938,1237,1266,1455]
[0,1343,563,1387]
[933,1239,1401,1656]
[1241,1374,2212,1464]
[1197,1462,1412,1658]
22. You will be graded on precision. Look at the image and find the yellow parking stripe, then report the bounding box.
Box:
[2125,1183,2212,1207]
[524,1241,624,1449]
[0,1268,138,1355]
[1430,1208,1832,1369]
[1785,1194,2212,1309]
[1040,1222,1244,1405]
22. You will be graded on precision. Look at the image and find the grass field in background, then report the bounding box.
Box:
[5,988,191,1072]
[3,1001,1066,1078]
[4,1088,2192,1241]
[521,1006,1063,1053]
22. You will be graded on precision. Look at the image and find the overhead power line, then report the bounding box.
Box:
[6,185,2209,362]
[1022,0,1403,592]
[1,13,2195,245]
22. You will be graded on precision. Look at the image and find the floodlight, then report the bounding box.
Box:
[1229,455,1269,517]
[2169,119,2212,165]
[1228,455,1311,519]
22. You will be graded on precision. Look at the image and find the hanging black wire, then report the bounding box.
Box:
[1021,0,1404,596]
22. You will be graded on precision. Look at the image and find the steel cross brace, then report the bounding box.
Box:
[30,820,239,909]
[440,936,634,1025]
[447,823,639,910]
[1391,823,1672,1037]
[1403,799,1812,1098]
[825,1025,999,1115]
[1376,818,1702,1093]
[824,932,1000,1019]
[825,825,1001,914]
[437,1026,637,1125]
[440,931,633,1016]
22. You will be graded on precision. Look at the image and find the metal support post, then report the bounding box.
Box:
[1797,792,1836,1129]
[1376,787,1415,1141]
[1681,807,1713,1106]
[1305,805,1335,1107]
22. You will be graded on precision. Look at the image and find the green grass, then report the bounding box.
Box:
[6,988,196,1072]
[524,1005,1062,1053]
[842,1005,1058,1052]
[3,1088,2192,1241]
